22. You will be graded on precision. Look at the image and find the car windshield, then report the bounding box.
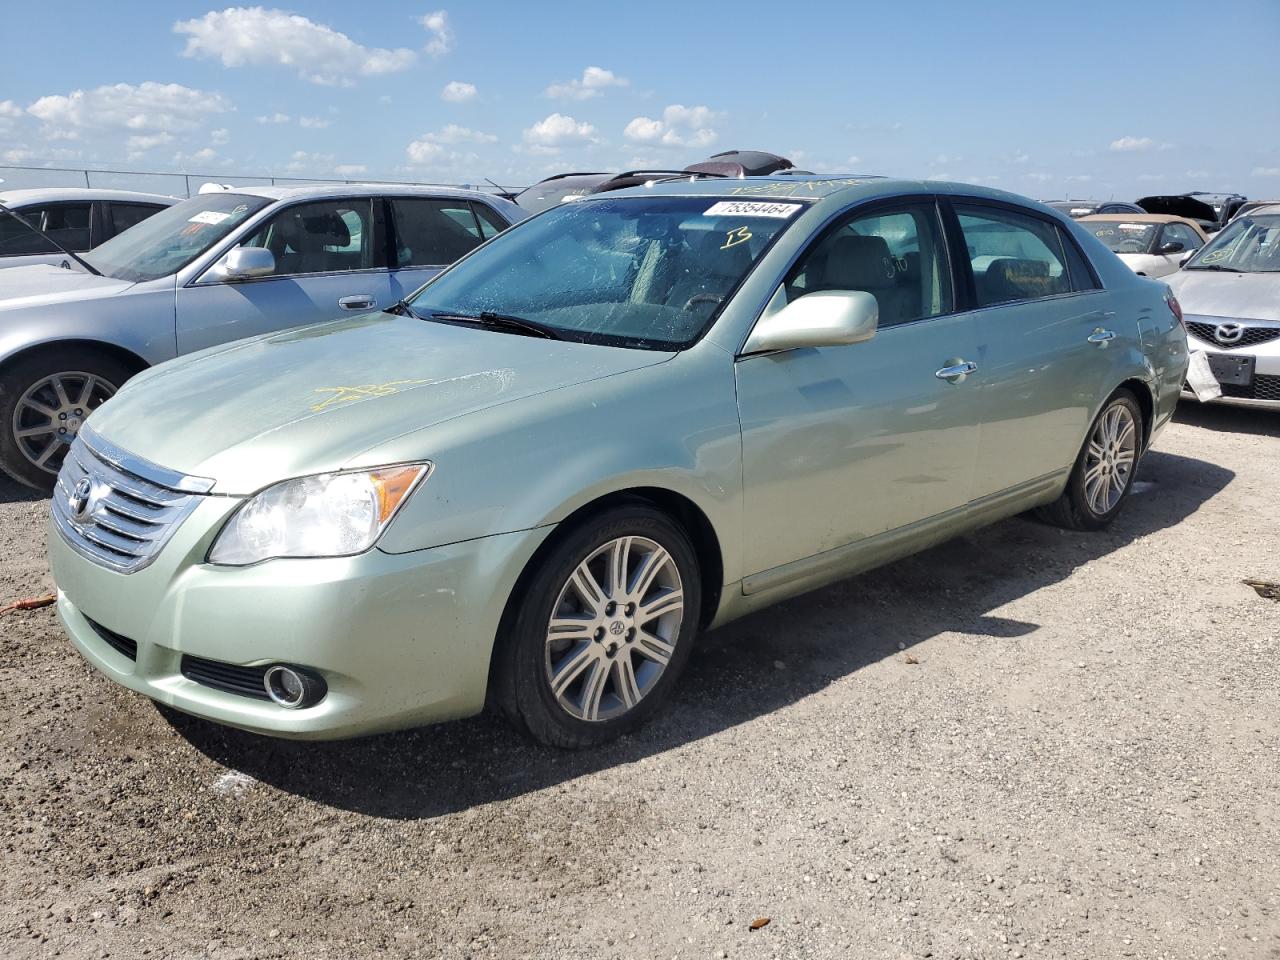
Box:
[406,196,804,350]
[1185,214,1280,273]
[82,193,271,282]
[1079,221,1156,254]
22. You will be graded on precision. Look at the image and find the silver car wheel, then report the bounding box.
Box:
[1082,402,1137,515]
[12,371,117,475]
[544,535,684,723]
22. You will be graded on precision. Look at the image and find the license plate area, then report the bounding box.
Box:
[1208,353,1254,386]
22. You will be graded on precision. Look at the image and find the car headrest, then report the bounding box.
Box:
[279,210,351,253]
[823,234,898,290]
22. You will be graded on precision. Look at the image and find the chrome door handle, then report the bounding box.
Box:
[339,295,376,310]
[1087,328,1116,344]
[934,360,978,382]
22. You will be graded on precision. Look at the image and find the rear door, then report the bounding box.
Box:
[175,197,390,353]
[736,198,983,576]
[0,201,93,269]
[946,199,1117,498]
[387,197,506,302]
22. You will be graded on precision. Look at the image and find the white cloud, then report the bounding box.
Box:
[419,10,453,57]
[623,104,719,148]
[174,146,218,166]
[256,112,290,124]
[127,132,175,157]
[1024,172,1054,183]
[545,66,628,100]
[3,147,36,164]
[0,100,22,119]
[175,7,416,85]
[1253,166,1280,177]
[933,153,961,165]
[847,154,862,166]
[210,127,230,145]
[298,116,330,129]
[405,139,444,164]
[27,82,232,142]
[334,163,368,176]
[441,81,476,103]
[406,124,497,165]
[1109,136,1154,152]
[285,150,335,173]
[1137,173,1165,182]
[1065,174,1093,183]
[522,113,598,153]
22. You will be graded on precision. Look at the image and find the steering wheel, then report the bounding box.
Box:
[683,293,724,312]
[1115,238,1147,253]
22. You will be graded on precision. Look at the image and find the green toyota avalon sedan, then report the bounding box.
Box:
[48,177,1189,748]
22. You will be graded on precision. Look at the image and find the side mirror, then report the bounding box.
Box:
[742,290,879,356]
[1158,240,1185,255]
[217,246,275,280]
[1179,252,1195,267]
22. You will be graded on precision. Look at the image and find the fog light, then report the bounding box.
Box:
[263,665,326,709]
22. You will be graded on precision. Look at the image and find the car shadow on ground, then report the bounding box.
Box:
[0,473,46,505]
[168,449,1233,820]
[1174,401,1279,437]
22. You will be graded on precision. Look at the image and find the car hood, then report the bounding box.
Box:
[0,263,136,308]
[87,312,674,494]
[1166,270,1280,323]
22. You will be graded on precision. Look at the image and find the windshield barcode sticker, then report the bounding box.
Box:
[703,201,802,219]
[189,210,231,225]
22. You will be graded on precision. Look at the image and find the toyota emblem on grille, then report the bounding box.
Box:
[68,477,94,520]
[1214,322,1244,345]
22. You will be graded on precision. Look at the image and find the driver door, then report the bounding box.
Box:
[176,198,390,354]
[735,199,982,578]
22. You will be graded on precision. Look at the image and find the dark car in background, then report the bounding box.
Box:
[1046,200,1146,218]
[1137,193,1247,233]
[683,150,796,178]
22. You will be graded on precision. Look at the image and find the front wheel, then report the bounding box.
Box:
[1038,388,1143,531]
[0,349,131,490]
[492,504,701,748]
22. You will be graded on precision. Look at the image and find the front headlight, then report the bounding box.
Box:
[208,463,430,566]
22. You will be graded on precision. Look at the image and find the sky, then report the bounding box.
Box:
[2,0,1278,200]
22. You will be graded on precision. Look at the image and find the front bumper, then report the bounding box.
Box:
[50,500,551,739]
[1181,319,1280,410]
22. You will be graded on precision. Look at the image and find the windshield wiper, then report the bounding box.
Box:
[385,299,422,319]
[1188,264,1242,272]
[430,310,562,340]
[0,201,102,276]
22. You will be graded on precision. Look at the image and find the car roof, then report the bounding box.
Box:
[1245,202,1280,216]
[1080,213,1193,223]
[208,183,511,204]
[0,187,179,205]
[594,175,1040,209]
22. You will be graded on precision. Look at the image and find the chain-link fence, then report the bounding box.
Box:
[0,163,504,198]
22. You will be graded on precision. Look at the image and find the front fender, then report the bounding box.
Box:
[371,346,746,585]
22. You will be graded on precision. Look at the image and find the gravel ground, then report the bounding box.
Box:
[1,403,1277,960]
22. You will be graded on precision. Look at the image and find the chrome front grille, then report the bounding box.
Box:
[51,426,214,574]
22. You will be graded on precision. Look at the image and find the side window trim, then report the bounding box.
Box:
[776,194,959,330]
[942,196,1103,308]
[190,196,382,284]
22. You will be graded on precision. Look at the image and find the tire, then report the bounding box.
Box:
[1037,388,1143,531]
[492,504,702,749]
[0,348,133,491]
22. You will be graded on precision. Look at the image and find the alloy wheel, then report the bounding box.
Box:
[1083,402,1137,515]
[12,371,117,475]
[544,535,685,722]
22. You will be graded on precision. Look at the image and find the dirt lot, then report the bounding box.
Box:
[1,404,1277,960]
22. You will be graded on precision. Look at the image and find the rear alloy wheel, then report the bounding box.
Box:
[1038,388,1142,531]
[0,350,131,490]
[494,505,701,748]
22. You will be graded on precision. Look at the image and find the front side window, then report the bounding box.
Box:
[83,193,270,282]
[1161,222,1203,253]
[407,196,802,350]
[242,199,375,277]
[0,207,60,257]
[1185,214,1280,273]
[956,205,1072,306]
[783,203,953,328]
[391,198,488,268]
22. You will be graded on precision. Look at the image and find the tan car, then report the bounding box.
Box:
[1076,214,1208,278]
